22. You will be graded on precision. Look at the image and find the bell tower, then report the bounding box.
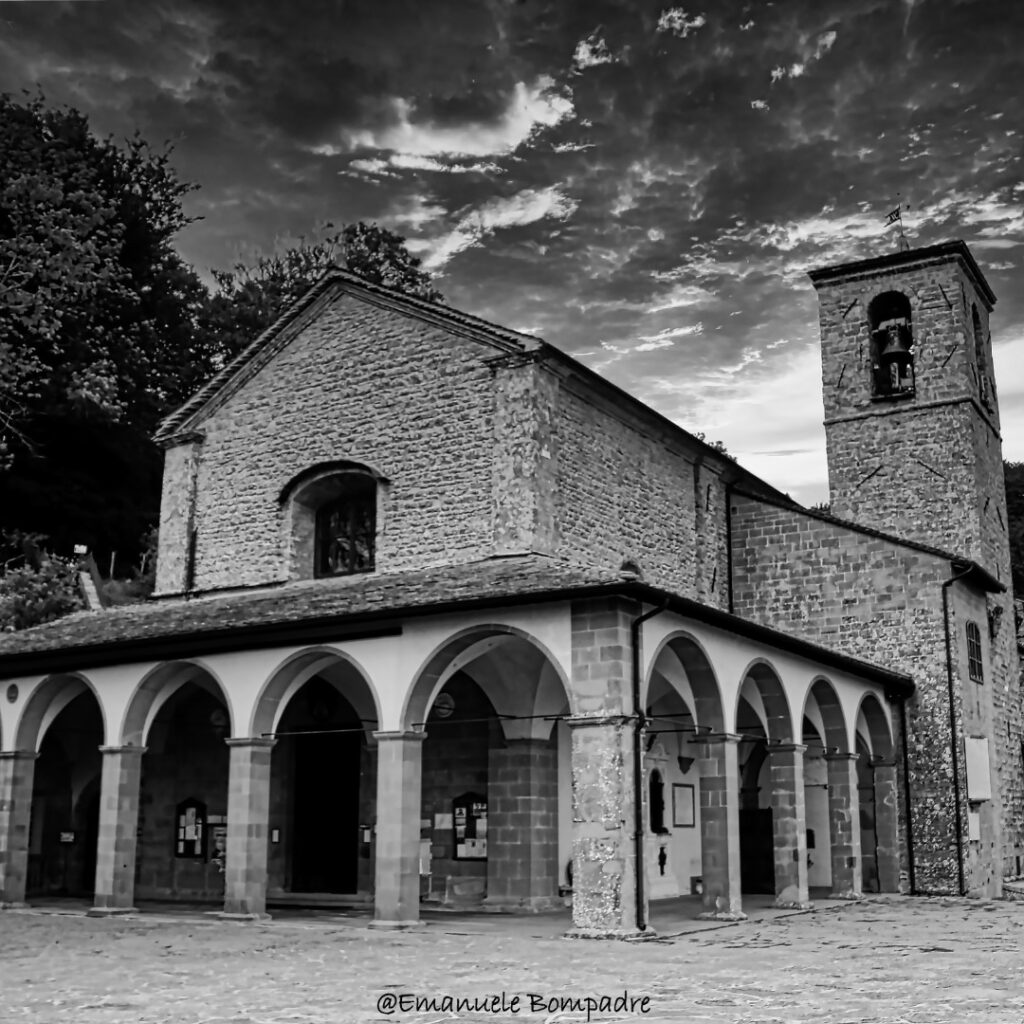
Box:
[809,240,1007,580]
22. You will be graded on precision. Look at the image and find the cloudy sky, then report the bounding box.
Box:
[2,0,1022,504]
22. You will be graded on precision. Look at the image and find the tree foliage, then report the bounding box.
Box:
[0,533,84,632]
[201,222,442,361]
[0,93,214,467]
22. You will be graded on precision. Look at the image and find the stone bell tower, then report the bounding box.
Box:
[809,240,1007,580]
[810,240,1024,884]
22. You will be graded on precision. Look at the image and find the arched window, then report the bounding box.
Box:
[649,769,667,834]
[280,462,381,580]
[316,477,376,577]
[868,292,914,398]
[972,305,993,408]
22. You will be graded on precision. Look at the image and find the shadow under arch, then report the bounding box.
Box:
[735,658,793,743]
[15,673,107,752]
[250,646,382,739]
[121,660,234,747]
[855,692,894,759]
[644,630,725,734]
[802,676,849,753]
[402,624,572,734]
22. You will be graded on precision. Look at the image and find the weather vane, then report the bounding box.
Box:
[885,195,911,252]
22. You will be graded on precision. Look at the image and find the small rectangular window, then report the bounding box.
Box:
[966,621,984,682]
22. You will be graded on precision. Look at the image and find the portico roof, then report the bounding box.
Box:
[0,554,913,695]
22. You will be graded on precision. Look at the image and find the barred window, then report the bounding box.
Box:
[966,620,984,682]
[315,478,376,577]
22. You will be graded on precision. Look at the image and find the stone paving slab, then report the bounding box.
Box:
[2,896,1024,1023]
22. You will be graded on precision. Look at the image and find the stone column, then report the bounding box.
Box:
[0,752,37,908]
[566,715,641,937]
[768,743,811,909]
[873,758,901,893]
[370,731,424,929]
[223,737,276,919]
[89,746,146,916]
[696,733,745,920]
[825,752,863,899]
[485,738,559,911]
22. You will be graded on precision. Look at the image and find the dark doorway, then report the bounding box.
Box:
[740,808,775,894]
[287,679,363,894]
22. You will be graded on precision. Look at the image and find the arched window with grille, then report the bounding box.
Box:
[315,478,376,577]
[280,462,382,580]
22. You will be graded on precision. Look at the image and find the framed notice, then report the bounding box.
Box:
[673,784,695,828]
[452,792,487,860]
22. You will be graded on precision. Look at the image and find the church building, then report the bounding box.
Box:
[0,238,1018,935]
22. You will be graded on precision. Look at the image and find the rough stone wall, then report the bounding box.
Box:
[154,440,200,595]
[550,383,700,595]
[730,495,989,894]
[183,295,499,591]
[491,359,561,556]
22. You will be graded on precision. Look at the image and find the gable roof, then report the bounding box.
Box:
[0,553,913,696]
[154,267,792,502]
[155,267,543,445]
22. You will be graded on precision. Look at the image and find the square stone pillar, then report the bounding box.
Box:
[485,738,559,911]
[223,737,276,919]
[825,752,863,899]
[370,730,424,929]
[872,758,902,893]
[768,743,811,909]
[566,715,641,937]
[696,733,745,920]
[89,745,146,916]
[0,752,37,908]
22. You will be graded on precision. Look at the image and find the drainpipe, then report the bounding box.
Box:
[942,564,973,897]
[630,597,669,933]
[896,695,917,895]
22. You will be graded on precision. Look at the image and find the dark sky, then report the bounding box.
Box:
[3,0,1022,503]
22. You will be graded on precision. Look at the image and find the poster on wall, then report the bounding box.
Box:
[174,798,208,858]
[672,784,695,828]
[452,792,487,860]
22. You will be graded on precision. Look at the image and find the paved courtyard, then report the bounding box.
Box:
[2,895,1024,1023]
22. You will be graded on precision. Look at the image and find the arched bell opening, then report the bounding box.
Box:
[28,689,103,899]
[868,290,915,397]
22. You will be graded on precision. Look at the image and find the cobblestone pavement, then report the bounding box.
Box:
[2,896,1024,1024]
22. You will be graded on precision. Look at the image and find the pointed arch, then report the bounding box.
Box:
[121,660,233,747]
[15,673,106,752]
[644,631,725,734]
[250,646,381,739]
[735,658,792,743]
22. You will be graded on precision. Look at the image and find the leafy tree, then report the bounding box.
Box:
[0,92,211,570]
[202,222,443,361]
[0,532,83,632]
[0,93,214,462]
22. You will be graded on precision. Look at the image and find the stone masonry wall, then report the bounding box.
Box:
[550,382,702,596]
[181,294,499,592]
[730,494,990,894]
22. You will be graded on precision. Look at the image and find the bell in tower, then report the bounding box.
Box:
[873,315,914,395]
